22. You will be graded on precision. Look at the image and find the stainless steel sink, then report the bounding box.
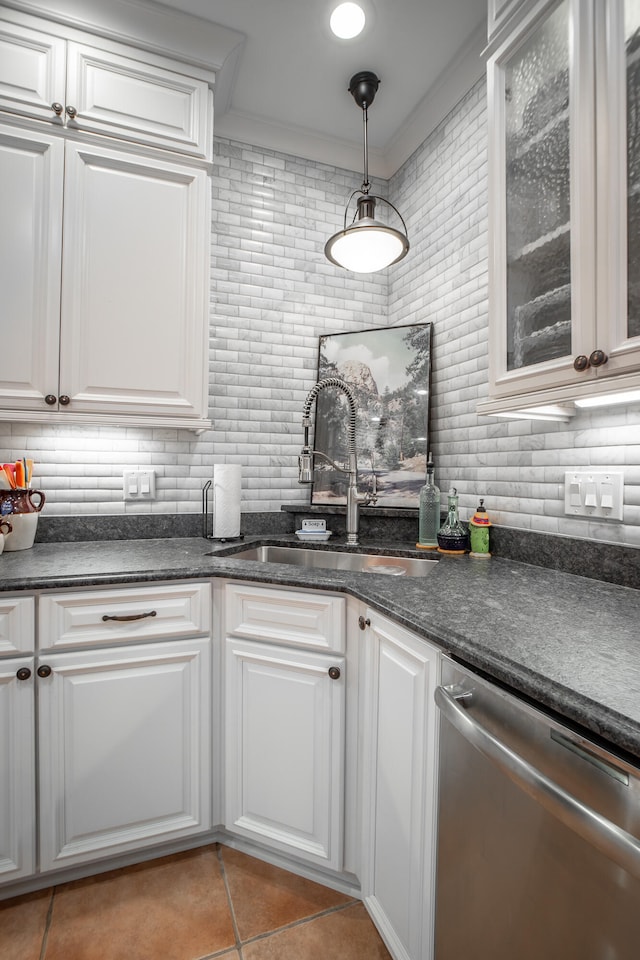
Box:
[220,545,438,577]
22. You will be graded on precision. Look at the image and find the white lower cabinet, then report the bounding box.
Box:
[0,656,36,881]
[0,582,212,891]
[37,638,211,871]
[223,582,346,871]
[361,610,440,960]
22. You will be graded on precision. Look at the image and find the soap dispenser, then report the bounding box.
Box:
[437,488,469,555]
[469,498,492,558]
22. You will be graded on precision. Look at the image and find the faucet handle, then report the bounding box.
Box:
[298,451,314,483]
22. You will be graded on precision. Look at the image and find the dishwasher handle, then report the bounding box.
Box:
[435,683,640,881]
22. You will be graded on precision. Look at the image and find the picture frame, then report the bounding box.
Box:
[310,321,432,508]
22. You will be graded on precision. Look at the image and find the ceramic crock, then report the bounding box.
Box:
[0,488,45,551]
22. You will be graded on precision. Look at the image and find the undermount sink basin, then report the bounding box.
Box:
[219,545,439,577]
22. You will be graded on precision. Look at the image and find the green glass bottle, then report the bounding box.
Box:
[416,452,440,550]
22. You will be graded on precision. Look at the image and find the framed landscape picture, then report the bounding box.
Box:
[311,322,432,508]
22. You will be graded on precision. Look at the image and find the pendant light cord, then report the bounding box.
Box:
[361,104,370,194]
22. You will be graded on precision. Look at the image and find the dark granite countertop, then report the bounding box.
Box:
[1,534,638,761]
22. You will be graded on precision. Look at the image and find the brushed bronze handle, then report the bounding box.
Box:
[328,666,341,680]
[101,610,157,622]
[358,615,370,630]
[45,394,57,405]
[589,349,608,367]
[51,102,63,116]
[59,395,70,405]
[16,667,31,681]
[65,105,77,119]
[573,355,590,372]
[37,664,52,678]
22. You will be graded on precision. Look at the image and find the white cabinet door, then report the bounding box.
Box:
[481,0,640,415]
[361,612,439,960]
[225,637,345,870]
[0,124,63,413]
[0,657,36,881]
[58,140,209,422]
[37,638,211,871]
[65,41,211,157]
[0,17,66,123]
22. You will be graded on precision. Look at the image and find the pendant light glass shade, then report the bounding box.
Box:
[325,71,410,273]
[325,195,410,272]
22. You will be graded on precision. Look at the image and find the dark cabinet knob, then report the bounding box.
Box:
[573,355,590,372]
[358,615,371,630]
[589,349,608,367]
[45,394,57,406]
[59,395,70,406]
[37,664,52,678]
[16,667,31,681]
[65,105,77,119]
[328,666,341,680]
[51,102,64,116]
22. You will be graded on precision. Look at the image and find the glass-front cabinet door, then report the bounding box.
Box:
[481,0,640,413]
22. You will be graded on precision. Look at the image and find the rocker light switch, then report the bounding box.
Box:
[584,483,597,507]
[600,483,614,510]
[569,481,581,507]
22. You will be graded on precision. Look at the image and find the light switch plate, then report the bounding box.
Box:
[123,470,156,501]
[564,471,623,520]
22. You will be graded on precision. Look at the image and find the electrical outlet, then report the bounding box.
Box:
[123,470,156,501]
[564,471,623,520]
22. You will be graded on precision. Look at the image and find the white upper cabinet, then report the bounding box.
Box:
[0,6,215,429]
[480,0,640,416]
[0,14,212,158]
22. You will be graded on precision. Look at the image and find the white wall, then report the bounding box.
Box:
[1,76,639,546]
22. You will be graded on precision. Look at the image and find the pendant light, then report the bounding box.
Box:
[325,71,410,273]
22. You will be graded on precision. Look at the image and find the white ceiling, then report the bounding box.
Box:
[157,0,487,178]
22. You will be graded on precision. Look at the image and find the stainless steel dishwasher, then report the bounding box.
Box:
[434,656,640,960]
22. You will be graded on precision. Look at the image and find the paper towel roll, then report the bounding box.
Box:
[211,464,242,539]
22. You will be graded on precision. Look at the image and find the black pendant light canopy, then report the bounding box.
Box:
[325,71,410,273]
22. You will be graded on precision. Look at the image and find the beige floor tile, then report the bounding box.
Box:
[242,901,392,959]
[43,845,236,960]
[0,887,53,960]
[220,847,354,942]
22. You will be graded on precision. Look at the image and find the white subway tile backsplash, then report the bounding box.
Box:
[1,77,638,546]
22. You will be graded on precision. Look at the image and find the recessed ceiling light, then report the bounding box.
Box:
[330,2,366,39]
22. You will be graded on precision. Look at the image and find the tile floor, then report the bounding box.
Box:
[0,843,392,959]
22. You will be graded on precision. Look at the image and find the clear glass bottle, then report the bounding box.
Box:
[417,452,440,550]
[437,487,469,555]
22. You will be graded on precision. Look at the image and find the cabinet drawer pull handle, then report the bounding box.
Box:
[45,394,57,406]
[16,667,31,681]
[358,615,371,630]
[101,610,157,622]
[51,102,64,116]
[573,355,590,372]
[37,665,52,678]
[59,395,70,406]
[328,666,341,680]
[589,349,608,367]
[65,105,77,119]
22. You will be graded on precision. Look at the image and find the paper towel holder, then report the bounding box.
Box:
[201,480,245,542]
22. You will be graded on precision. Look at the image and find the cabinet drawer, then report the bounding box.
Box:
[225,583,345,652]
[0,596,35,657]
[39,583,210,650]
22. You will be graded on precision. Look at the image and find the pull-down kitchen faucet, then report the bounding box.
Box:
[298,378,377,546]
